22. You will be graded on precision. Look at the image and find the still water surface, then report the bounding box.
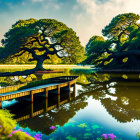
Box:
[1,70,140,140]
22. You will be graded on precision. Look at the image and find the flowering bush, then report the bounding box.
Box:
[9,130,34,140]
[0,109,16,139]
[0,109,34,140]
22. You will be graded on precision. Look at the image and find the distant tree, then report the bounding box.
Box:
[1,18,85,73]
[84,13,140,69]
[82,35,111,65]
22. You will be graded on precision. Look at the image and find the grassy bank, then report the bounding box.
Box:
[0,65,92,73]
[0,65,92,69]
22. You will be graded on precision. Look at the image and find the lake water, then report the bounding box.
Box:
[1,70,140,140]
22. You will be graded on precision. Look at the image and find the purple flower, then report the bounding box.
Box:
[35,134,42,138]
[34,133,42,140]
[108,133,116,140]
[49,126,56,129]
[101,134,108,139]
[34,136,42,140]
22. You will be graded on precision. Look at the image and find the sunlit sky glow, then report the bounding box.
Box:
[0,0,140,46]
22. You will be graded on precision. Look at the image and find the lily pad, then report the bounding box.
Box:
[66,136,77,140]
[92,125,100,129]
[77,123,87,128]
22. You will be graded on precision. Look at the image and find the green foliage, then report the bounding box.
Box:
[83,35,110,65]
[85,35,105,54]
[1,18,85,66]
[104,58,113,65]
[93,74,110,82]
[122,57,128,63]
[71,69,92,75]
[122,74,128,79]
[102,13,139,39]
[10,131,34,140]
[0,110,34,139]
[0,109,16,138]
[84,13,140,70]
[18,78,50,90]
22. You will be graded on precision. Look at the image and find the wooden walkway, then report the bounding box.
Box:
[16,96,75,122]
[0,76,78,108]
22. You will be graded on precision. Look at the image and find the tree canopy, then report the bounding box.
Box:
[82,35,109,64]
[84,13,140,70]
[1,18,85,70]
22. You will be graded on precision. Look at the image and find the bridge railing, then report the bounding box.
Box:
[0,76,78,94]
[0,83,27,94]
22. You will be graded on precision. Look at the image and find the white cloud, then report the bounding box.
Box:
[75,0,140,46]
[54,4,60,10]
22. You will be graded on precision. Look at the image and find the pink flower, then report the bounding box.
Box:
[11,131,16,134]
[9,134,12,137]
[49,126,56,129]
[108,133,116,140]
[101,134,108,139]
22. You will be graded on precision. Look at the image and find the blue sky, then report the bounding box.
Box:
[0,0,140,46]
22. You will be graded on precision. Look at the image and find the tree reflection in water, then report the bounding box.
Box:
[6,89,88,135]
[1,71,140,138]
[78,73,140,123]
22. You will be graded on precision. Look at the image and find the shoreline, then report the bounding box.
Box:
[97,69,140,73]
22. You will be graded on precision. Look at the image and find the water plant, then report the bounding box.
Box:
[77,123,87,128]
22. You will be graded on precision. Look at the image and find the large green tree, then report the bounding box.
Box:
[82,35,111,65]
[84,13,140,69]
[1,18,85,75]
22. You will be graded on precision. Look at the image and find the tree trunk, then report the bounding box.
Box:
[35,58,45,70]
[0,58,46,77]
[0,68,36,77]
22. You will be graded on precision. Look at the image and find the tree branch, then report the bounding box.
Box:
[95,50,140,65]
[12,50,26,57]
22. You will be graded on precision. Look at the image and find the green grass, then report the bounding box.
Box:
[0,65,91,72]
[18,78,51,90]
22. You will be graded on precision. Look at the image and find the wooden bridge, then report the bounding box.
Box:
[0,76,78,109]
[16,94,75,122]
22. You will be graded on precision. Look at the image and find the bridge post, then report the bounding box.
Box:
[30,91,33,103]
[0,97,2,109]
[57,85,60,107]
[31,102,33,117]
[74,83,76,98]
[45,88,48,111]
[68,82,71,101]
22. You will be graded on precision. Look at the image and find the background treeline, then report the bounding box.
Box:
[1,13,140,70]
[83,13,140,70]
